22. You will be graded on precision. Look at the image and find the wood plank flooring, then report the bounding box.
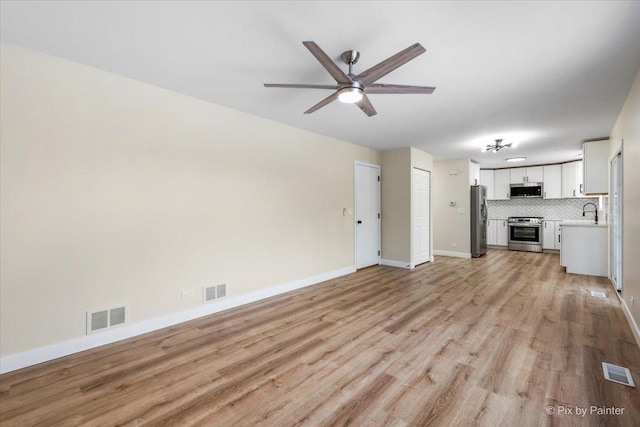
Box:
[1,250,639,426]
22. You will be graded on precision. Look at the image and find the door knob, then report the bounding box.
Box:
[357,220,362,224]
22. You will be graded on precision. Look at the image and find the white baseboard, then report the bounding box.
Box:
[433,250,471,259]
[0,266,356,374]
[621,297,640,349]
[380,259,412,269]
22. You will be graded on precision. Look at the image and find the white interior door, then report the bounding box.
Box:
[355,163,380,269]
[412,168,431,266]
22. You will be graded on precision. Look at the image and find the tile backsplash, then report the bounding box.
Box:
[488,197,603,220]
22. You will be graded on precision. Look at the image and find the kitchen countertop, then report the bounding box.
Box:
[559,219,607,227]
[486,218,607,227]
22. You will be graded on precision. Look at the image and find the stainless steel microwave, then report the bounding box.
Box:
[510,182,543,198]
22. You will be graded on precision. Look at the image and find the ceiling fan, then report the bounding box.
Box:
[484,139,512,153]
[264,41,436,117]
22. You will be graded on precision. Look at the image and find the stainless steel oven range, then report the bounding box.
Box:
[507,217,543,252]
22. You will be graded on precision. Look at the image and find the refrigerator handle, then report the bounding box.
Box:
[482,197,488,221]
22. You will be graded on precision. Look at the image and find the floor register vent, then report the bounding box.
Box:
[87,305,127,334]
[204,284,227,302]
[602,362,635,387]
[590,290,606,298]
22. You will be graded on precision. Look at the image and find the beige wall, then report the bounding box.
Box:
[380,147,434,266]
[381,148,411,264]
[0,42,380,357]
[433,159,472,256]
[610,68,640,334]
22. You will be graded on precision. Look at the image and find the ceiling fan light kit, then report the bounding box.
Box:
[338,87,363,103]
[264,41,436,116]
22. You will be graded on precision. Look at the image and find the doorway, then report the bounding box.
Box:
[412,168,431,266]
[610,152,623,292]
[355,162,380,269]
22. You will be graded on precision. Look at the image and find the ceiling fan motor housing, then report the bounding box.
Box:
[341,50,360,65]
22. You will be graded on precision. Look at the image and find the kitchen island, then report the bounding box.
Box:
[560,220,608,276]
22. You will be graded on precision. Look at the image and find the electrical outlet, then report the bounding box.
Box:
[182,289,195,299]
[451,243,457,248]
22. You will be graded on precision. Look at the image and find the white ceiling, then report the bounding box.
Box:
[2,1,640,168]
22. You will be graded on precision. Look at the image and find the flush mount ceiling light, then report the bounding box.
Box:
[506,157,526,162]
[483,139,512,153]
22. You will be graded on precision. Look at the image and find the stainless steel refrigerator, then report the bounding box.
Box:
[470,185,488,258]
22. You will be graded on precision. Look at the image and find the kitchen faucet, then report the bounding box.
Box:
[582,202,598,224]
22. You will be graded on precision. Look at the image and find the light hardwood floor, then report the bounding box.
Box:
[1,250,639,426]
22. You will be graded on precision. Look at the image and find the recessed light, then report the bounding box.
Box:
[506,157,526,162]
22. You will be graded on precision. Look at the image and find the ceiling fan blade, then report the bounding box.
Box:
[264,83,338,89]
[304,91,340,114]
[365,83,435,94]
[356,43,426,86]
[302,41,352,84]
[356,94,377,117]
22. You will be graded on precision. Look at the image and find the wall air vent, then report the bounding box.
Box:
[204,284,227,303]
[87,305,127,334]
[109,306,126,327]
[216,284,227,299]
[204,285,216,302]
[602,362,635,387]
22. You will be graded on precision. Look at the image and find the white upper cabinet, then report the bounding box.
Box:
[543,164,562,199]
[480,169,495,200]
[509,168,526,184]
[583,140,609,195]
[562,161,584,198]
[525,166,544,182]
[508,166,543,183]
[483,161,584,199]
[493,169,510,200]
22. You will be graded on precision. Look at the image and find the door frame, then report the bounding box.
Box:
[608,141,623,296]
[354,161,381,269]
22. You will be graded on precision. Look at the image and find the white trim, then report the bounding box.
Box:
[621,297,640,349]
[0,266,355,374]
[380,259,412,269]
[433,250,472,259]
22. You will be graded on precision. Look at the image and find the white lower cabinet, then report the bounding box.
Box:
[560,224,607,276]
[543,220,562,250]
[497,220,508,246]
[488,219,508,246]
[487,220,497,245]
